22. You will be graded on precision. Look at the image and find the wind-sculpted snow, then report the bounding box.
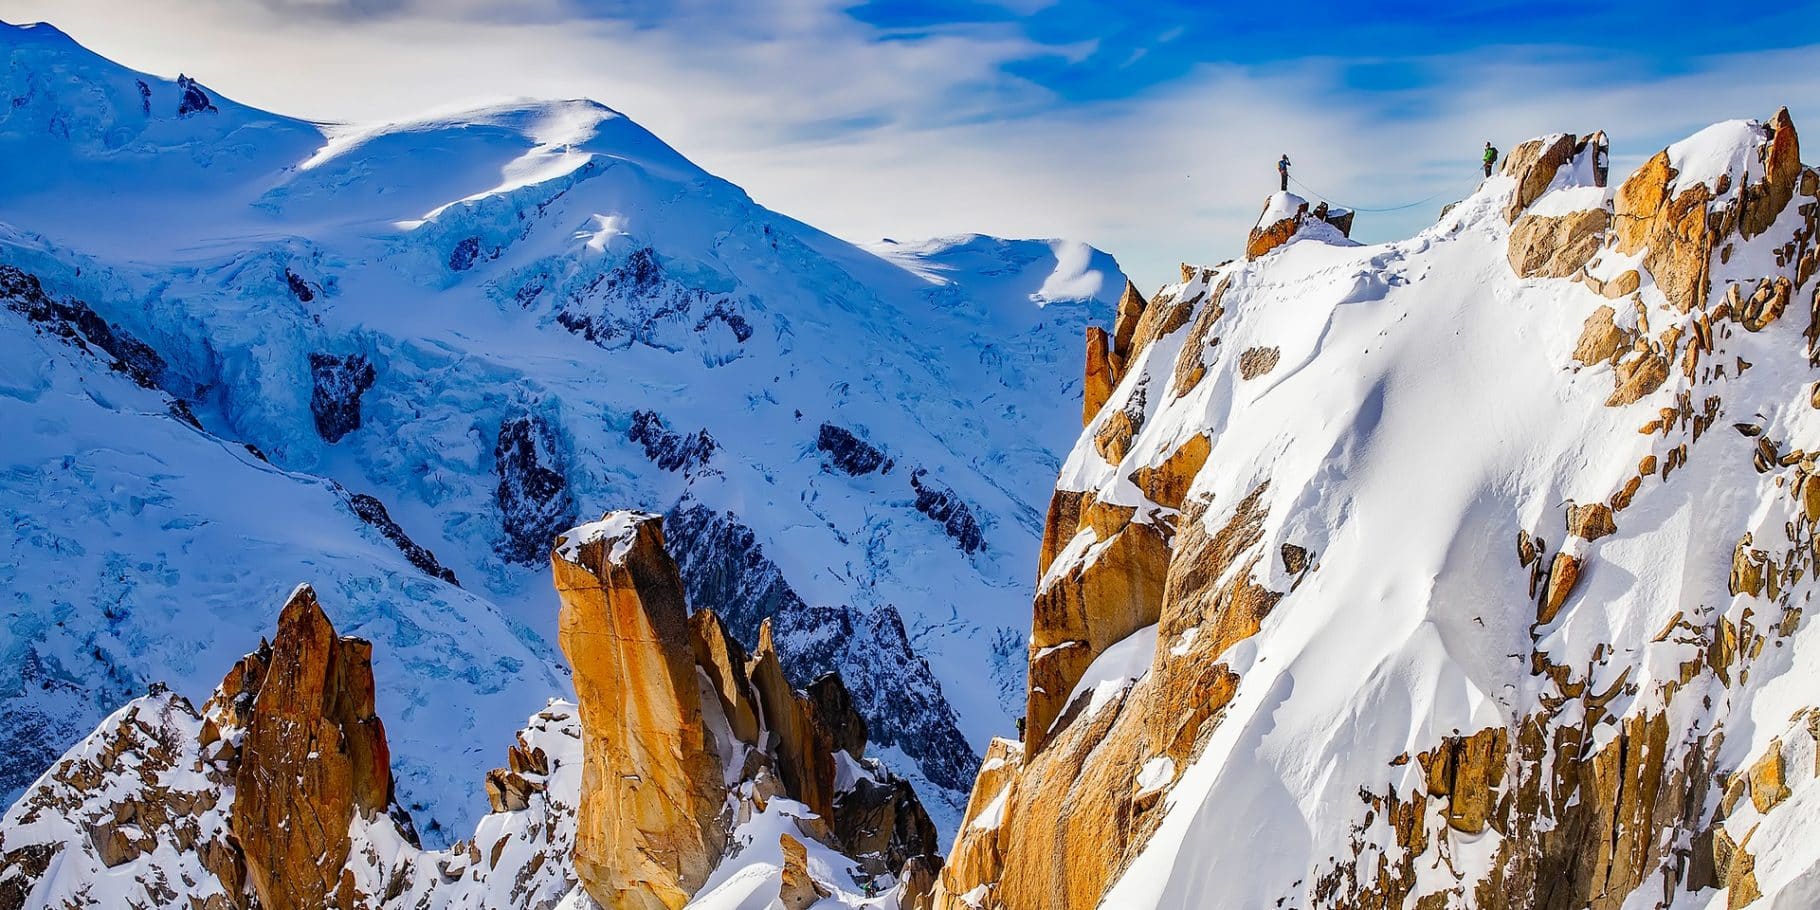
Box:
[0,20,1123,836]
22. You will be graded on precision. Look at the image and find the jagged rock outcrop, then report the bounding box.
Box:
[909,469,985,553]
[748,620,839,828]
[1083,325,1115,423]
[663,501,980,797]
[346,492,459,584]
[627,409,717,473]
[213,585,400,910]
[552,512,730,909]
[1503,133,1578,222]
[817,423,893,475]
[1246,192,1355,259]
[495,410,576,564]
[307,351,374,444]
[768,603,981,795]
[552,510,943,907]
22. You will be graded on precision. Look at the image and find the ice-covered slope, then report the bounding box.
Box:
[0,19,1124,837]
[935,114,1820,908]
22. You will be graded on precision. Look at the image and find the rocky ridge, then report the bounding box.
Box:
[935,110,1820,909]
[1,513,941,909]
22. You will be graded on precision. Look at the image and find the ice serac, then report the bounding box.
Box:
[939,110,1820,910]
[219,584,399,910]
[551,511,728,910]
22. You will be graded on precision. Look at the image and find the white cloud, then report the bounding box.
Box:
[1,0,1816,291]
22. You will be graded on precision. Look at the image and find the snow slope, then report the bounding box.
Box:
[0,20,1124,838]
[1012,117,1820,907]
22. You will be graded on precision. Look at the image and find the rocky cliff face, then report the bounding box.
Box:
[936,110,1820,909]
[2,514,942,909]
[553,511,731,908]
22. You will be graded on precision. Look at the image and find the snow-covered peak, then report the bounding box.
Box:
[868,235,1122,312]
[1253,190,1309,230]
[1667,117,1771,197]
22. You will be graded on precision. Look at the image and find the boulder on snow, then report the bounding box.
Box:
[1508,208,1609,278]
[778,833,832,910]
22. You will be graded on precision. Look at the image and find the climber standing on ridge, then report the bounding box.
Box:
[1278,153,1292,191]
[1482,141,1499,178]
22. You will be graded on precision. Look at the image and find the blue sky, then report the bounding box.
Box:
[3,0,1819,290]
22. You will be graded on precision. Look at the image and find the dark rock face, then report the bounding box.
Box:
[347,493,459,585]
[806,673,868,757]
[134,79,150,116]
[547,247,752,362]
[833,775,941,882]
[661,502,981,796]
[307,352,376,444]
[664,501,809,644]
[448,237,483,272]
[174,75,215,117]
[772,604,979,794]
[0,265,167,391]
[284,268,315,303]
[696,299,754,343]
[0,653,101,803]
[494,412,576,564]
[909,470,985,554]
[628,410,717,473]
[817,424,893,476]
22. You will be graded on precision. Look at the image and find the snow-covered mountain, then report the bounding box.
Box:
[0,18,1124,842]
[934,114,1820,908]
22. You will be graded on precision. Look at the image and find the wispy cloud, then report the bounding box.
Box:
[1,0,1816,289]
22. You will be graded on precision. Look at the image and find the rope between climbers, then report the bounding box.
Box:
[1288,175,1452,214]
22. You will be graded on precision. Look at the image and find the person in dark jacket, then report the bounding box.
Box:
[1278,154,1291,191]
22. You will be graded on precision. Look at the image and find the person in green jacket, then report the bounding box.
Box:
[1482,142,1499,177]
